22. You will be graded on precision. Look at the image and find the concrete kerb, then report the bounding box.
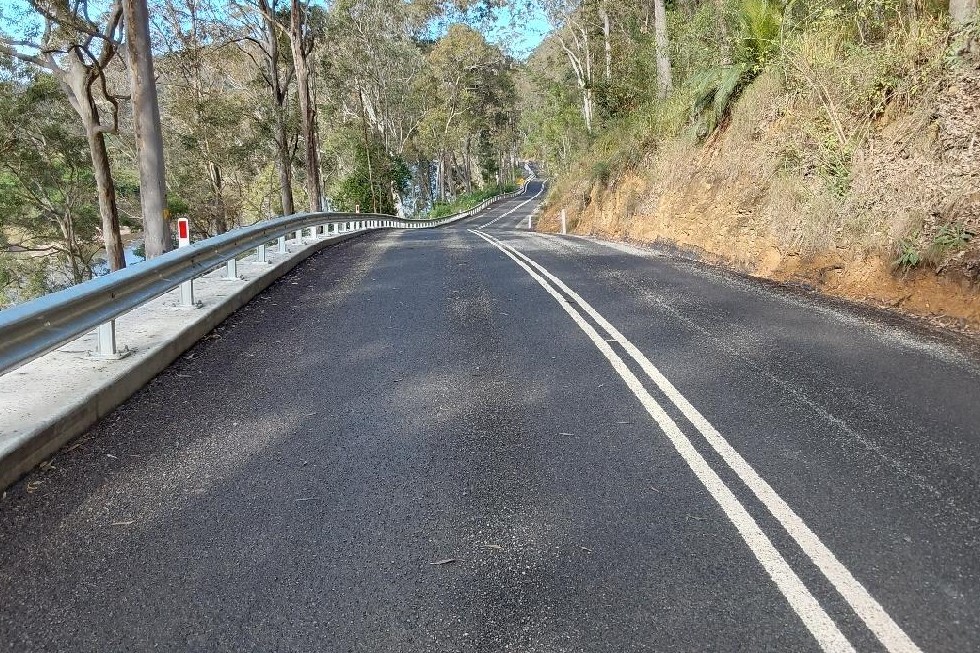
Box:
[0,230,364,491]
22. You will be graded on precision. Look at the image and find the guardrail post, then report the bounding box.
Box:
[93,320,127,359]
[256,243,267,263]
[225,257,238,280]
[278,235,287,253]
[295,228,303,243]
[177,218,195,307]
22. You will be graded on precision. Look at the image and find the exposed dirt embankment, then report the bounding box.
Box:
[539,56,980,333]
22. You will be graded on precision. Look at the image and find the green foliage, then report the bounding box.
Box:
[932,223,974,249]
[737,0,783,73]
[428,183,518,220]
[688,0,784,140]
[0,68,104,300]
[332,136,412,215]
[893,238,921,270]
[591,161,612,186]
[689,62,751,138]
[922,223,975,266]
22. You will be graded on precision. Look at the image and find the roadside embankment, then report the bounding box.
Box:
[537,25,980,333]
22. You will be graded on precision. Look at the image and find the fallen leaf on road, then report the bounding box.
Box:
[429,558,457,565]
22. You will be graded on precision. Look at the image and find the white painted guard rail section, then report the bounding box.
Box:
[0,182,529,376]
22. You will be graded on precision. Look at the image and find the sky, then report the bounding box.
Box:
[428,1,552,60]
[484,3,551,59]
[0,0,554,61]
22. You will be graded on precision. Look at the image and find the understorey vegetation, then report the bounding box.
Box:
[525,0,980,327]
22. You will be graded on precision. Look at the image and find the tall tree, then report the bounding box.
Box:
[252,0,296,215]
[0,1,127,271]
[544,0,597,133]
[289,0,322,211]
[123,0,171,256]
[652,0,672,99]
[0,70,105,292]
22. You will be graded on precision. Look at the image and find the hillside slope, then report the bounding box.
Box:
[537,22,979,331]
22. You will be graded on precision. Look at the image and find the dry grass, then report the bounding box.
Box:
[540,18,980,327]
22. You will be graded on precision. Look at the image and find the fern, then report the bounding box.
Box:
[688,0,784,140]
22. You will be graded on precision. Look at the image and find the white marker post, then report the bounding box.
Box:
[177,218,195,307]
[560,209,567,235]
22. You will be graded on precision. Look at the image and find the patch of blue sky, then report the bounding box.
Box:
[428,1,551,60]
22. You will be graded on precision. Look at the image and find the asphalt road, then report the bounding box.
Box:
[1,180,979,652]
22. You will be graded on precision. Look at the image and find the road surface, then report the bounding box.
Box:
[1,180,979,652]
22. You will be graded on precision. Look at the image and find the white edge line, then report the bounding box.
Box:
[469,228,855,653]
[478,230,923,653]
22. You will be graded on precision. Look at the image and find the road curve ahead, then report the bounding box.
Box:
[2,180,979,652]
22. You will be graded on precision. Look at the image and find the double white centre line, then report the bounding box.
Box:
[479,182,546,229]
[470,228,922,653]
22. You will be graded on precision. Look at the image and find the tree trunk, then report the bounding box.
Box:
[208,162,228,234]
[601,6,612,82]
[951,0,978,53]
[715,0,733,66]
[583,88,595,132]
[950,0,978,21]
[64,58,126,272]
[86,122,126,271]
[259,0,295,215]
[291,0,322,212]
[123,0,171,257]
[653,0,673,99]
[275,114,295,215]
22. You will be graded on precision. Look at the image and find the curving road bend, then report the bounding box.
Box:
[1,180,979,652]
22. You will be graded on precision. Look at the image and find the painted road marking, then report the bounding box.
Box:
[471,228,923,653]
[479,182,546,229]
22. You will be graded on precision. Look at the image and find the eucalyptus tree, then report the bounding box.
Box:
[0,0,127,271]
[0,70,105,296]
[122,0,170,256]
[289,0,322,211]
[423,24,516,198]
[156,0,260,235]
[234,0,297,216]
[540,0,598,133]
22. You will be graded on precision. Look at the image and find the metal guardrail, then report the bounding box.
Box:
[0,183,531,375]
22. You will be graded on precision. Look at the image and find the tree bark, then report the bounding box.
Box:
[290,0,322,212]
[64,57,126,272]
[715,0,733,66]
[951,0,978,53]
[601,5,612,82]
[275,113,295,215]
[86,123,126,271]
[123,0,171,257]
[951,0,978,24]
[259,0,295,215]
[653,0,673,99]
